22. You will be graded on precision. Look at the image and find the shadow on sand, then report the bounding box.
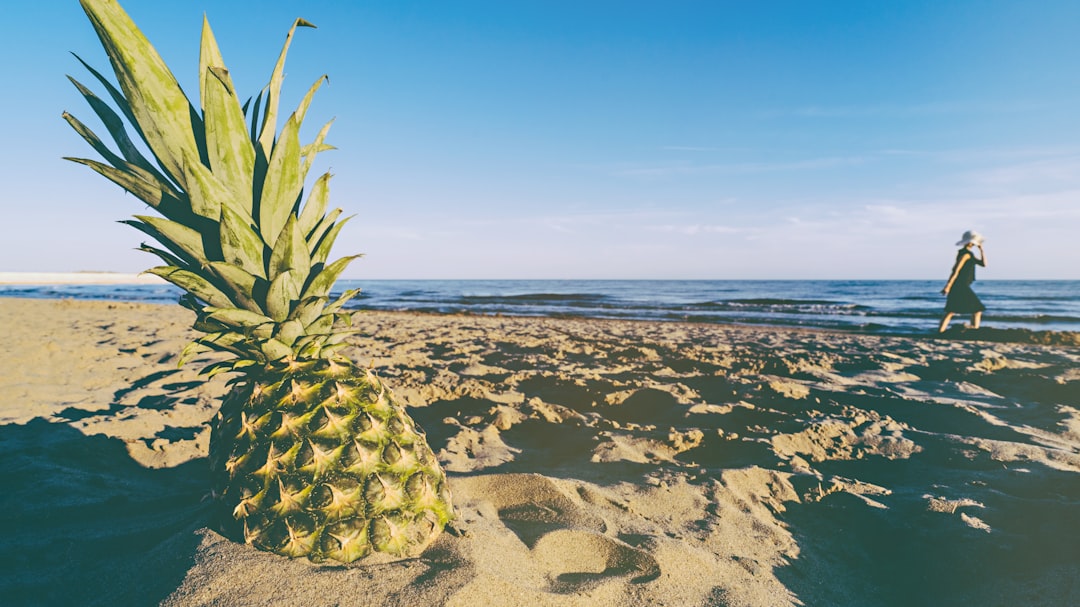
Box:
[0,418,210,606]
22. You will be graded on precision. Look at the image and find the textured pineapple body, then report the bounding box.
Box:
[210,357,453,563]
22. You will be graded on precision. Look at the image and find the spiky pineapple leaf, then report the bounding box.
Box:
[207,262,263,313]
[129,214,208,264]
[202,360,238,378]
[124,221,201,269]
[61,114,185,213]
[294,335,328,358]
[65,157,176,215]
[250,322,275,340]
[326,288,361,314]
[70,52,148,147]
[305,314,334,335]
[178,293,204,314]
[201,359,257,378]
[200,17,256,211]
[268,215,311,281]
[297,172,331,238]
[247,89,264,143]
[324,330,361,345]
[71,1,363,370]
[274,319,305,346]
[256,18,317,158]
[204,307,274,328]
[303,254,360,300]
[258,112,303,246]
[66,74,176,192]
[311,216,353,266]
[183,150,240,221]
[260,338,294,361]
[294,75,329,127]
[300,117,334,180]
[220,205,266,278]
[147,266,232,308]
[137,243,187,268]
[301,143,337,160]
[177,341,210,367]
[289,296,328,326]
[266,268,302,321]
[179,331,248,366]
[193,316,233,333]
[306,208,342,255]
[61,109,127,171]
[79,0,201,189]
[319,343,351,358]
[63,126,196,227]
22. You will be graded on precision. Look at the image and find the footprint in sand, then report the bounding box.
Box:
[465,473,661,592]
[531,528,661,591]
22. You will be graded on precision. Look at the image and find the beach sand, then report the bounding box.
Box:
[1,297,1078,606]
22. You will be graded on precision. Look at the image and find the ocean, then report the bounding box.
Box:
[3,279,1077,336]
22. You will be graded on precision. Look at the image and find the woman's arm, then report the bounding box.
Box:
[976,244,986,267]
[942,252,970,294]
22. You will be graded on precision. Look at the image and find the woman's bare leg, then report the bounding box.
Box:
[938,312,955,333]
[972,311,982,329]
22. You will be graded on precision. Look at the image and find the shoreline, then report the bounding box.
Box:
[3,276,1079,339]
[2,297,1079,605]
[0,271,164,285]
[2,293,1076,348]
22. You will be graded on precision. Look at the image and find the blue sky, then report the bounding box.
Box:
[3,0,1079,279]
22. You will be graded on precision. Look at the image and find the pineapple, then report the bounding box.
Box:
[64,0,453,563]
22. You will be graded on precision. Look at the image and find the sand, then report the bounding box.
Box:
[1,297,1078,606]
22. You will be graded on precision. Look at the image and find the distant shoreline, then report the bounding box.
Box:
[0,272,165,285]
[0,272,1074,284]
[2,276,1078,340]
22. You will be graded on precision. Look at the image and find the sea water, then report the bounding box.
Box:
[4,279,1078,336]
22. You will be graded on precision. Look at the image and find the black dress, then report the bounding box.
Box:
[945,249,985,314]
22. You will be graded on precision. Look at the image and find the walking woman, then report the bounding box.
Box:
[939,230,987,333]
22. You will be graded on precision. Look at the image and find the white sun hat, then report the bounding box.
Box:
[955,230,984,246]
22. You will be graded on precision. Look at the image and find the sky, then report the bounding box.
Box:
[2,0,1079,279]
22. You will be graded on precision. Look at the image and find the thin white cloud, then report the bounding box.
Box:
[760,100,1055,119]
[615,156,865,178]
[959,156,1080,187]
[659,145,745,153]
[346,172,1080,279]
[541,220,577,234]
[932,144,1080,164]
[650,224,743,236]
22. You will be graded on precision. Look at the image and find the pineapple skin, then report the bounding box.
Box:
[211,357,453,563]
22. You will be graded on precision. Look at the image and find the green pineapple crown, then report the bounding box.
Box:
[64,0,359,376]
